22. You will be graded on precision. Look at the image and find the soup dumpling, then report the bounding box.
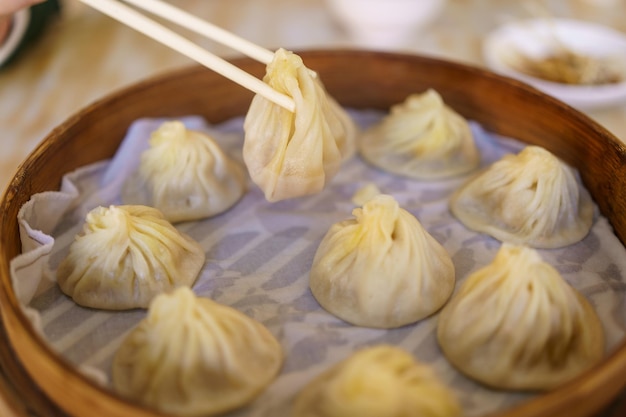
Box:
[309,194,455,328]
[122,120,246,223]
[359,89,480,179]
[437,243,604,390]
[112,287,283,417]
[57,205,205,310]
[450,145,594,248]
[243,48,357,202]
[293,345,461,417]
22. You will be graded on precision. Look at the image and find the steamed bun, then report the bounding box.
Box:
[359,89,480,179]
[309,194,455,328]
[243,48,357,202]
[122,120,246,223]
[450,145,594,248]
[57,205,205,310]
[112,287,283,416]
[293,345,462,417]
[437,243,604,390]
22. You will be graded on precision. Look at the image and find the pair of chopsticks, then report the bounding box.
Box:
[80,0,296,112]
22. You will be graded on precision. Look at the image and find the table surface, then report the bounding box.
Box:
[0,0,626,416]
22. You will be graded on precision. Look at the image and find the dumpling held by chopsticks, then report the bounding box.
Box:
[243,48,357,202]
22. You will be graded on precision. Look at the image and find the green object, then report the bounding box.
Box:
[0,0,61,69]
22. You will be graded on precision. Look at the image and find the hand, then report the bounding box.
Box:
[0,0,45,16]
[0,0,45,44]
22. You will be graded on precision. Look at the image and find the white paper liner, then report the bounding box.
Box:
[10,111,626,417]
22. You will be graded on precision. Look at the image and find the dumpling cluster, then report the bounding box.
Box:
[113,287,283,417]
[292,345,461,417]
[359,89,480,179]
[450,145,594,248]
[437,243,604,390]
[122,121,246,223]
[53,76,609,416]
[243,48,357,202]
[57,205,205,310]
[309,194,455,328]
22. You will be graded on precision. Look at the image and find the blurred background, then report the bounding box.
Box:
[0,0,625,192]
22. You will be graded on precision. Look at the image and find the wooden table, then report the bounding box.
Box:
[0,0,625,415]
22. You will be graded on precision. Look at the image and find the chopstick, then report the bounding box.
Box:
[120,0,275,65]
[119,0,316,77]
[80,0,296,112]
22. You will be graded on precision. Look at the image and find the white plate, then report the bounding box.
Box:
[483,18,626,110]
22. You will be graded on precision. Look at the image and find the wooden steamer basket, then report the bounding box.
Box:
[1,50,625,417]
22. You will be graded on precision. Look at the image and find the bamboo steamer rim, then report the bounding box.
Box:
[1,49,626,417]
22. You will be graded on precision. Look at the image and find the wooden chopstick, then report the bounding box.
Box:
[120,0,317,78]
[80,0,296,112]
[120,0,275,65]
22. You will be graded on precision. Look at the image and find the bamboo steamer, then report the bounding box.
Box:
[1,50,626,417]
